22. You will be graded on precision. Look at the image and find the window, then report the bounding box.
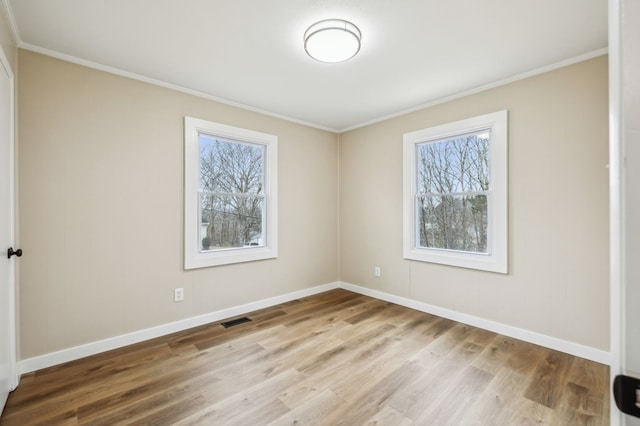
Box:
[184,117,277,269]
[403,110,508,273]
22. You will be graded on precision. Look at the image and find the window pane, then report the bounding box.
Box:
[417,131,489,194]
[199,134,265,195]
[200,194,264,251]
[416,194,488,253]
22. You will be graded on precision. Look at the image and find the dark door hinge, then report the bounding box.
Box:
[614,374,640,418]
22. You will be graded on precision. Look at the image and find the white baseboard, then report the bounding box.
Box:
[338,281,611,365]
[18,282,340,374]
[19,279,610,374]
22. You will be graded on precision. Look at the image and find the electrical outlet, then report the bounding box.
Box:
[374,266,381,277]
[174,288,184,302]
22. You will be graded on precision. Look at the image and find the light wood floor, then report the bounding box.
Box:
[0,289,609,425]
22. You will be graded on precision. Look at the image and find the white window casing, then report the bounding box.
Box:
[403,110,508,273]
[184,116,278,269]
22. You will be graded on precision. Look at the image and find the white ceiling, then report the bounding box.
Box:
[4,0,607,132]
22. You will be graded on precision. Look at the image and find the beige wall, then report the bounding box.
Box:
[340,56,610,351]
[17,50,340,358]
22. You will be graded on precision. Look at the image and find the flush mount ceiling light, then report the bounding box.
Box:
[304,19,361,63]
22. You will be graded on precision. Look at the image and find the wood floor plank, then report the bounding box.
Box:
[173,369,302,425]
[363,405,413,426]
[1,344,185,424]
[464,367,529,424]
[270,389,343,426]
[296,323,398,375]
[389,357,477,421]
[321,361,425,425]
[0,289,609,425]
[505,337,549,376]
[505,396,556,425]
[4,342,174,407]
[472,335,522,375]
[555,381,607,425]
[524,350,575,409]
[276,325,411,411]
[415,365,495,425]
[279,319,427,413]
[75,350,226,423]
[567,355,610,396]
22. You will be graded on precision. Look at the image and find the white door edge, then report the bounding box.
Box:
[0,41,17,394]
[608,0,623,424]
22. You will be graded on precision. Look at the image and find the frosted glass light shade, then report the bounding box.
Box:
[304,19,361,63]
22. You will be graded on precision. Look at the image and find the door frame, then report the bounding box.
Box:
[608,0,623,424]
[0,41,17,394]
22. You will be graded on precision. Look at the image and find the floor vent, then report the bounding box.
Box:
[221,317,252,328]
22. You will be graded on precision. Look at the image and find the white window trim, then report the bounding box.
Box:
[184,117,278,269]
[403,110,508,274]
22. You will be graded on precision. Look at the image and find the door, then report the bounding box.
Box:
[620,0,640,423]
[611,0,640,424]
[0,44,16,414]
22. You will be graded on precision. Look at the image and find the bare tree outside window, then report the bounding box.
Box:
[199,135,266,251]
[416,130,490,254]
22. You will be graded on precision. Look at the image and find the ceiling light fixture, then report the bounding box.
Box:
[304,19,361,63]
